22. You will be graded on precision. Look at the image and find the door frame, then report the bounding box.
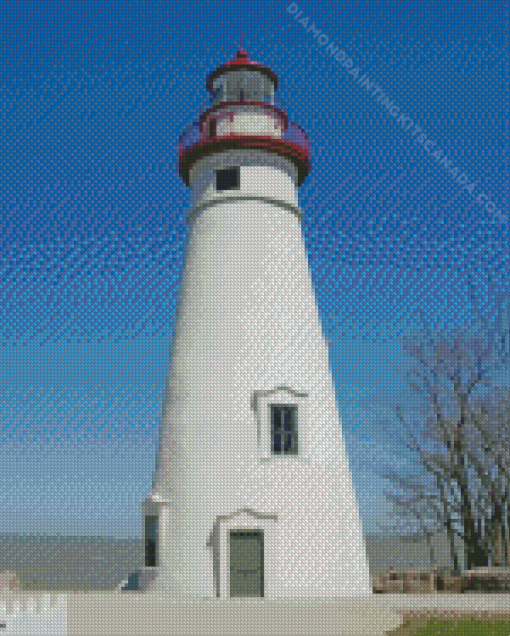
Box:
[208,508,277,598]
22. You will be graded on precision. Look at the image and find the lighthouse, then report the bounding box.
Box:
[135,50,372,598]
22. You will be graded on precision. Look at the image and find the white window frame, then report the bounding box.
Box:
[251,385,309,463]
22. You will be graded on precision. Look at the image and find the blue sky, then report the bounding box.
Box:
[0,0,508,539]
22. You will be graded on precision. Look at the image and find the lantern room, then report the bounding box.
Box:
[179,50,310,187]
[209,70,275,105]
[207,49,277,106]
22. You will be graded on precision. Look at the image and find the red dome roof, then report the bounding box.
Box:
[206,50,279,91]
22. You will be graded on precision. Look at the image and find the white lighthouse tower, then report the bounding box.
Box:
[136,50,372,598]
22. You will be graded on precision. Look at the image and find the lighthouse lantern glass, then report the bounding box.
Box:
[210,82,224,105]
[211,71,274,105]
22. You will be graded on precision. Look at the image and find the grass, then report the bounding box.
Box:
[387,611,510,636]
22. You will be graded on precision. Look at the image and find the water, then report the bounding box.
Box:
[0,532,465,591]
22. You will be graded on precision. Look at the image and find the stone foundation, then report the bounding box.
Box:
[372,567,510,594]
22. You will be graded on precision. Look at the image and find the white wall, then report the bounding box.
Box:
[148,149,371,597]
[0,592,66,634]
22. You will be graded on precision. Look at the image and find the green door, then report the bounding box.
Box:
[229,530,264,597]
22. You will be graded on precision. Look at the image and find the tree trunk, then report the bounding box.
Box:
[507,511,510,566]
[452,461,482,568]
[501,492,510,567]
[494,517,504,567]
[452,402,488,570]
[463,487,489,569]
[505,499,510,567]
[426,531,436,570]
[435,471,460,573]
[487,501,504,567]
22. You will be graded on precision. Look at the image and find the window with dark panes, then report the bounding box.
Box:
[216,167,240,191]
[145,515,158,567]
[271,404,298,455]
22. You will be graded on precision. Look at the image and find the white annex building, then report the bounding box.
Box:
[128,50,372,598]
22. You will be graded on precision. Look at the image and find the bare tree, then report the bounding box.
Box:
[463,387,510,566]
[392,408,464,573]
[467,279,510,371]
[373,405,464,573]
[400,290,510,570]
[461,283,510,566]
[400,320,508,569]
[401,385,510,571]
[381,470,445,571]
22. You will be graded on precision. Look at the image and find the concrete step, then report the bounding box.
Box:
[66,594,404,635]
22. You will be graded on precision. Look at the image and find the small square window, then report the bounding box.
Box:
[216,167,240,191]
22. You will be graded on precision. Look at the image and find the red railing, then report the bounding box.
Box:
[179,119,309,156]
